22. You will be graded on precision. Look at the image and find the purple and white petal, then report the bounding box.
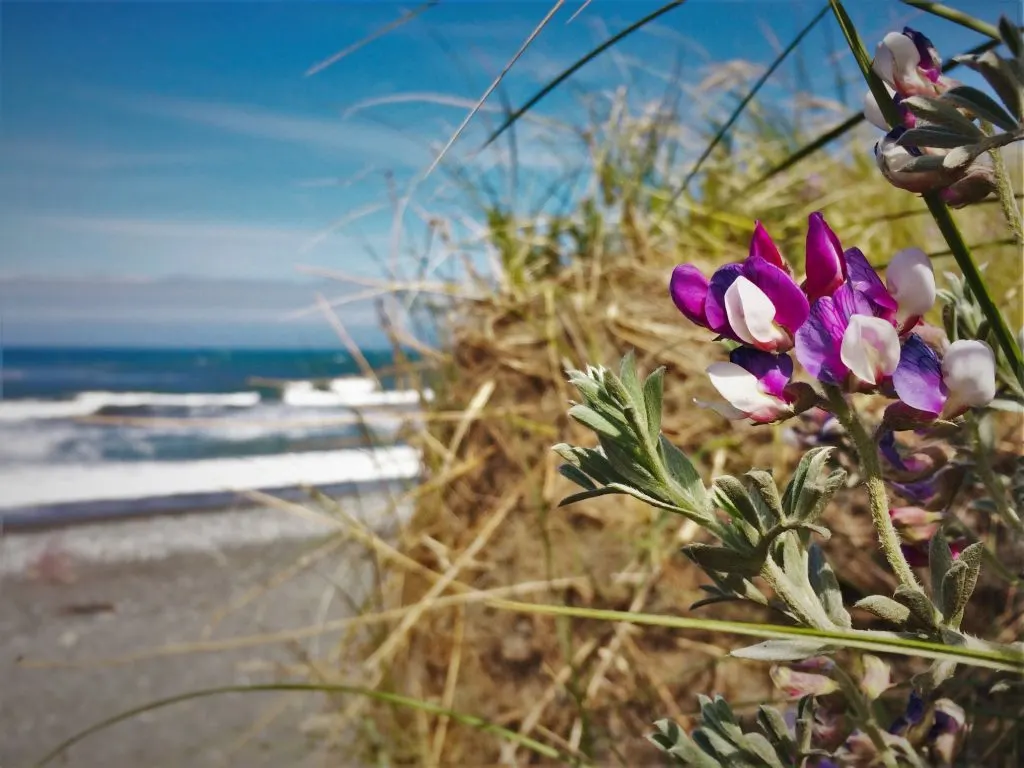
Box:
[724,276,788,349]
[730,348,793,399]
[840,315,901,385]
[704,361,791,423]
[670,264,711,327]
[804,212,846,302]
[742,255,810,335]
[892,333,946,415]
[705,262,744,339]
[795,295,849,385]
[845,248,898,320]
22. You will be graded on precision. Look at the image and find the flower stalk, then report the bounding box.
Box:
[825,387,922,593]
[990,143,1024,247]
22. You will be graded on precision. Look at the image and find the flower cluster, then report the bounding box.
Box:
[669,214,997,423]
[863,27,996,206]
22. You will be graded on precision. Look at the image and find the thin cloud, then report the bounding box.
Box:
[0,140,210,173]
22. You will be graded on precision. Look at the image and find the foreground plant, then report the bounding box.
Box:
[555,197,1021,764]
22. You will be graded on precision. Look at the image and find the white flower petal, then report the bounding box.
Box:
[724,276,785,349]
[942,340,996,408]
[863,86,896,131]
[886,247,936,324]
[705,362,787,422]
[694,398,746,421]
[875,32,921,86]
[840,315,901,385]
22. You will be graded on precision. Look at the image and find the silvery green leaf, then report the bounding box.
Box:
[558,463,597,491]
[929,532,955,605]
[692,728,745,765]
[999,15,1023,60]
[942,85,1020,132]
[649,719,720,767]
[940,542,984,626]
[901,96,986,138]
[605,482,692,515]
[794,696,816,755]
[731,639,831,661]
[794,469,847,524]
[703,695,745,745]
[954,51,1022,119]
[568,404,624,439]
[900,154,952,174]
[684,543,762,577]
[912,659,958,696]
[757,705,795,754]
[808,544,851,629]
[744,470,784,528]
[988,397,1024,412]
[714,475,766,534]
[742,732,787,768]
[558,486,624,508]
[659,435,707,509]
[782,448,834,517]
[854,595,912,626]
[617,350,646,412]
[894,585,940,629]
[642,366,665,445]
[898,125,981,150]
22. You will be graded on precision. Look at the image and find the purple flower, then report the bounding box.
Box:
[803,212,847,303]
[671,228,809,352]
[892,336,997,418]
[795,284,901,388]
[873,27,955,98]
[697,348,797,423]
[885,247,935,331]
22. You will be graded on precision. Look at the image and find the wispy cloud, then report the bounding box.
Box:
[0,139,212,173]
[106,92,432,167]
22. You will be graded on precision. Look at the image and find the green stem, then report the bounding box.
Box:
[826,388,922,593]
[922,192,1024,387]
[991,144,1024,249]
[969,413,1024,532]
[832,663,900,768]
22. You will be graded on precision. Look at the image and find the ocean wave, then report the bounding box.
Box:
[0,391,262,421]
[0,445,422,510]
[281,379,433,408]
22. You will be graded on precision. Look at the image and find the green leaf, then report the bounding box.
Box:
[731,639,832,661]
[955,51,1023,120]
[941,85,1020,132]
[941,542,985,626]
[894,585,940,629]
[999,15,1024,59]
[684,543,762,577]
[929,532,955,605]
[484,1,690,147]
[757,705,796,757]
[743,732,788,768]
[901,96,987,137]
[855,595,912,626]
[642,366,666,446]
[898,125,984,149]
[782,447,833,517]
[557,463,597,491]
[567,404,624,439]
[649,719,720,767]
[900,154,954,174]
[714,475,766,534]
[744,470,785,528]
[660,435,707,509]
[808,544,852,629]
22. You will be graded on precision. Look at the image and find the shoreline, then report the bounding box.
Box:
[1,489,409,767]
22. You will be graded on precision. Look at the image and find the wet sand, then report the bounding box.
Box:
[1,494,408,768]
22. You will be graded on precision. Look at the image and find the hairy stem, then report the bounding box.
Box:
[922,191,1024,387]
[969,413,1024,532]
[991,144,1024,248]
[826,388,922,593]
[832,663,900,768]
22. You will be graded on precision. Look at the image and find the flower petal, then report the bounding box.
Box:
[705,263,744,338]
[730,347,793,399]
[903,27,942,82]
[845,247,898,320]
[942,339,996,411]
[795,295,849,385]
[886,247,935,326]
[670,264,711,327]
[724,275,787,349]
[742,255,809,335]
[706,361,788,422]
[804,212,846,302]
[840,315,901,385]
[863,87,895,131]
[749,221,789,272]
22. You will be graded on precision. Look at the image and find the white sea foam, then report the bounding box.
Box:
[281,379,432,408]
[0,446,421,510]
[0,391,261,421]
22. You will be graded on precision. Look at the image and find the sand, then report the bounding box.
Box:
[1,492,410,768]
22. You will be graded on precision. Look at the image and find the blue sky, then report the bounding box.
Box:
[0,0,1018,347]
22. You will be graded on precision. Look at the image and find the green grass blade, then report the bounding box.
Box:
[489,599,1024,673]
[829,0,902,128]
[663,3,830,212]
[482,0,689,149]
[900,0,1002,41]
[32,682,567,767]
[749,36,1002,188]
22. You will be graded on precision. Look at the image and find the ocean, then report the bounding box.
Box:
[0,347,427,530]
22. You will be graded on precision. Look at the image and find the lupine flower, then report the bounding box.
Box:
[864,27,959,128]
[874,127,955,193]
[892,336,997,418]
[889,506,944,543]
[671,226,808,352]
[929,699,967,766]
[697,348,799,423]
[770,664,839,700]
[885,247,935,330]
[859,655,893,701]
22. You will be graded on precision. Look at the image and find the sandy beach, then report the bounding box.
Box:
[1,492,409,768]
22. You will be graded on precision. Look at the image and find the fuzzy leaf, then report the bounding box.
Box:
[684,543,762,577]
[941,85,1020,132]
[659,435,707,509]
[744,469,785,528]
[929,532,955,605]
[568,404,624,439]
[649,719,720,768]
[898,125,983,149]
[894,585,940,629]
[808,544,852,629]
[558,487,623,508]
[854,595,912,626]
[902,96,987,137]
[900,154,952,174]
[782,447,834,518]
[941,542,985,625]
[954,51,1023,119]
[757,705,795,756]
[742,732,788,768]
[642,366,665,445]
[731,639,831,661]
[715,475,766,533]
[557,463,597,491]
[999,15,1023,60]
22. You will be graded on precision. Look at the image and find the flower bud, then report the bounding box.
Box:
[886,247,935,329]
[940,162,997,208]
[770,665,839,700]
